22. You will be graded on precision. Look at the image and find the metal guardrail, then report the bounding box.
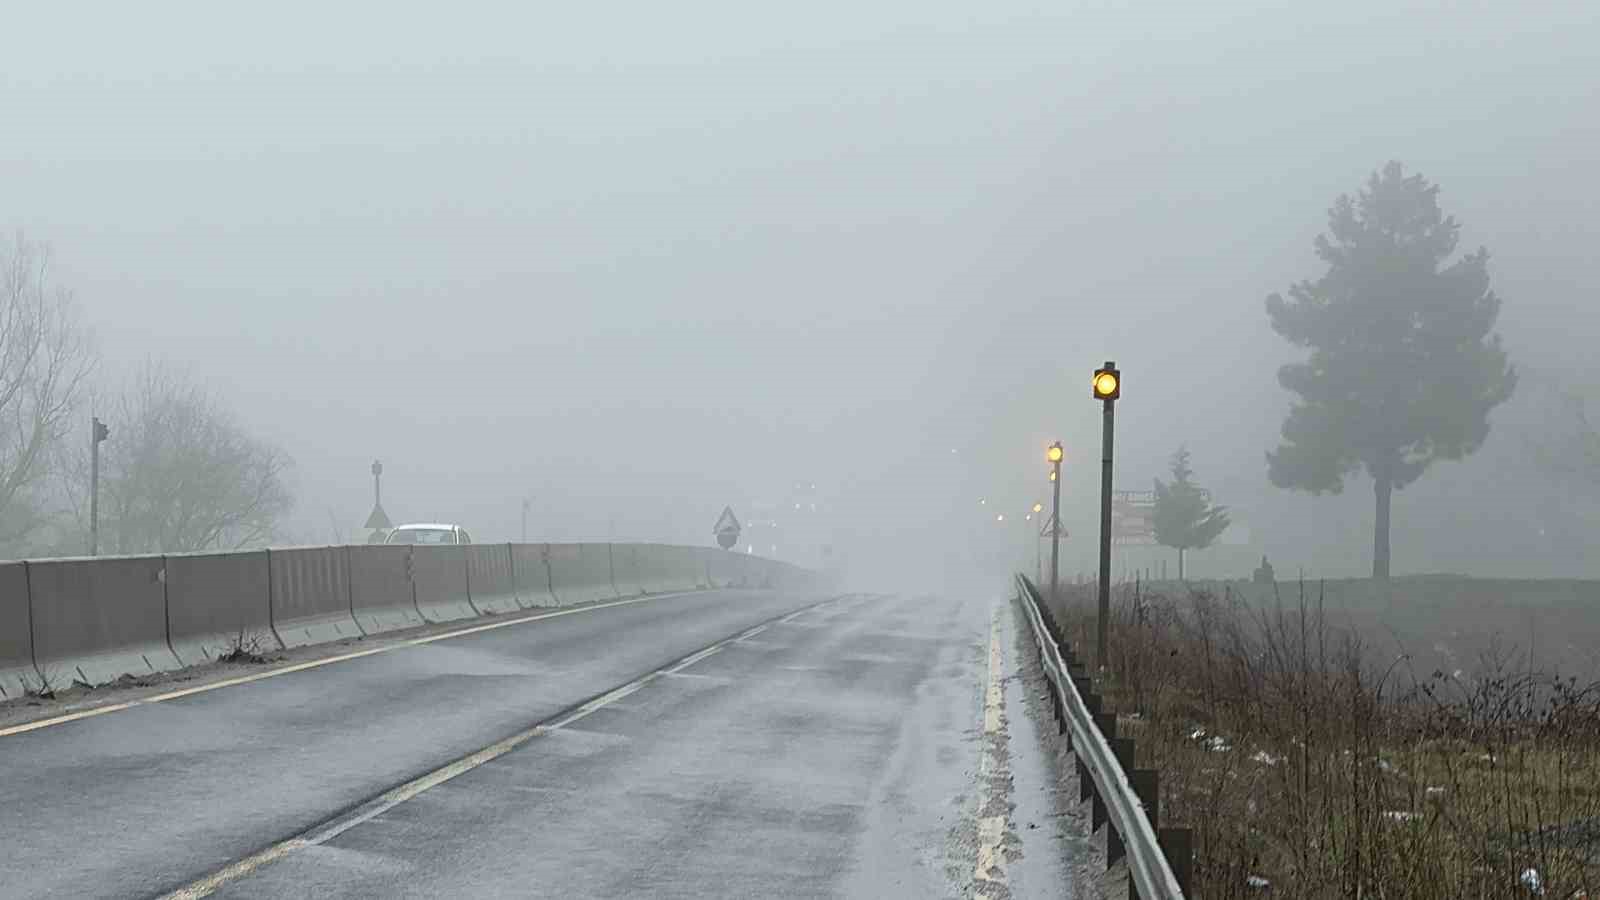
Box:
[1015,573,1191,899]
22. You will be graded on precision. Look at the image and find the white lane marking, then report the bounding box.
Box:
[153,600,824,900]
[0,590,713,740]
[975,610,1010,899]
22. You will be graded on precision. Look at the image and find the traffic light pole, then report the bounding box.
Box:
[1097,398,1114,670]
[89,416,107,556]
[1049,461,1062,608]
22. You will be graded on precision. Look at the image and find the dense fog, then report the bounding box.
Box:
[4,1,1596,588]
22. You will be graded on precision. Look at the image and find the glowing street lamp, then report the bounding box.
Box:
[1046,441,1064,607]
[1092,361,1122,669]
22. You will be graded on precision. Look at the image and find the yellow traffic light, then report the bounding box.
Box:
[1047,442,1064,464]
[1093,363,1121,401]
[1049,470,1057,482]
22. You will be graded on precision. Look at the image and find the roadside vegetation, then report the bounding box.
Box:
[0,233,294,558]
[1043,580,1600,899]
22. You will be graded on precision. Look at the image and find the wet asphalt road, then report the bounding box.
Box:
[0,587,1061,899]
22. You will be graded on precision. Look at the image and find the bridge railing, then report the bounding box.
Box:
[1015,572,1192,899]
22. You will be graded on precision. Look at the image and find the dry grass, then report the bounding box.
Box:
[1039,579,1600,899]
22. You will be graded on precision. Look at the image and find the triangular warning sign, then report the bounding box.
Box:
[712,506,741,534]
[1038,513,1066,539]
[364,502,393,530]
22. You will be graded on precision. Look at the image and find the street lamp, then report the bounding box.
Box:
[1093,361,1122,670]
[1046,441,1064,611]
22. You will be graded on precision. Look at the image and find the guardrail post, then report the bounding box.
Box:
[1126,769,1160,894]
[1092,784,1108,834]
[1055,683,1068,735]
[1158,828,1193,896]
[1106,736,1134,868]
[1078,757,1093,803]
[1130,768,1159,828]
[1094,711,1117,740]
[1091,715,1118,837]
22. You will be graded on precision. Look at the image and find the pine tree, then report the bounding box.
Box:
[1266,162,1516,578]
[1152,446,1229,580]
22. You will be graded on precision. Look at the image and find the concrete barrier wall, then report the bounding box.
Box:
[690,547,717,588]
[610,544,645,597]
[512,544,556,608]
[547,543,619,605]
[669,544,707,591]
[0,562,37,699]
[706,548,746,589]
[642,544,701,593]
[0,541,808,691]
[269,546,362,648]
[29,555,181,687]
[465,544,521,614]
[627,544,672,594]
[165,551,278,666]
[348,545,423,635]
[411,545,477,623]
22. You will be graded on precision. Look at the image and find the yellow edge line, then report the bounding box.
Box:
[0,591,701,740]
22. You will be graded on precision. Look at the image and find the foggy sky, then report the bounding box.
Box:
[5,1,1598,582]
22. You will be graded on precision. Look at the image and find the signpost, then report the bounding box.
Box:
[364,460,392,542]
[1039,508,1066,588]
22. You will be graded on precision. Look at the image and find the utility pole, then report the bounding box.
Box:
[1047,442,1064,608]
[1092,361,1121,670]
[522,497,531,544]
[89,416,110,555]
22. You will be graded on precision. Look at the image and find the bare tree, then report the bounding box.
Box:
[0,234,95,548]
[95,363,293,553]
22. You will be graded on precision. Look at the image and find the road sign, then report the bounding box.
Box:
[713,506,742,549]
[1039,513,1067,539]
[712,506,741,534]
[1112,490,1157,545]
[364,502,392,531]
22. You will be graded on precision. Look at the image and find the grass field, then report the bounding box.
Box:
[1041,577,1600,898]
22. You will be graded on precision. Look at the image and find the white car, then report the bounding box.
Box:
[384,523,473,545]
